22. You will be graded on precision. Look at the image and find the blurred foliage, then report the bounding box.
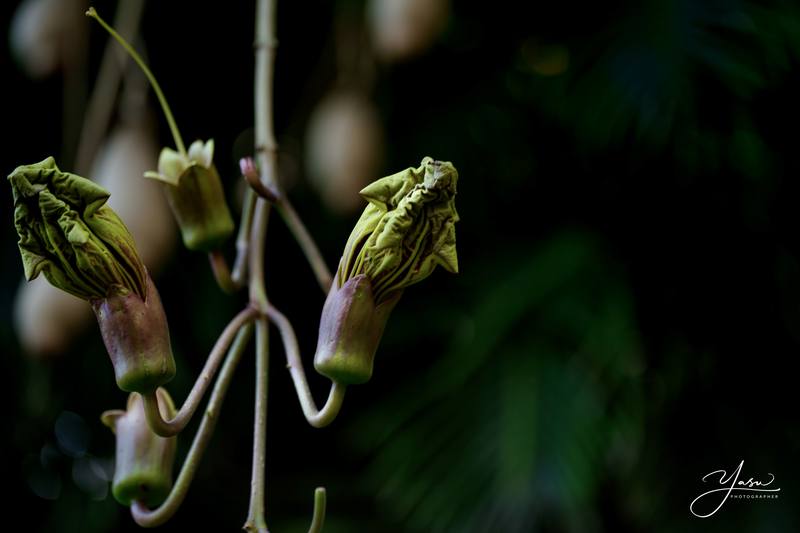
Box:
[2,0,800,532]
[352,233,645,532]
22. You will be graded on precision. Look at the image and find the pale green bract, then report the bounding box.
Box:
[338,156,459,304]
[143,139,214,187]
[8,157,147,301]
[143,139,235,252]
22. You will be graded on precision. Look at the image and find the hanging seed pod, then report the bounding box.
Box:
[13,277,92,357]
[314,157,459,384]
[306,91,384,214]
[101,389,177,507]
[9,0,86,78]
[367,0,450,62]
[8,157,175,392]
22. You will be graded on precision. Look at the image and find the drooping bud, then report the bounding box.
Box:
[306,91,385,214]
[144,140,234,251]
[314,157,459,384]
[101,389,177,507]
[9,157,175,392]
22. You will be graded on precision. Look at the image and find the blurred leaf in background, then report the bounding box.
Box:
[352,232,645,532]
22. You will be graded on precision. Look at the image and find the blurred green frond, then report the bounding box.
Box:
[351,232,645,532]
[508,0,800,163]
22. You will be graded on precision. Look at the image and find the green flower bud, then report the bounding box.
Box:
[9,157,175,392]
[9,157,147,300]
[314,157,459,384]
[144,139,234,251]
[101,388,177,507]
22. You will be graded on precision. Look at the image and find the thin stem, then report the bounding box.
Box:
[242,158,280,202]
[75,0,146,174]
[208,251,237,294]
[241,156,331,294]
[242,1,277,530]
[86,7,187,156]
[308,488,327,533]
[249,200,270,308]
[232,187,257,285]
[131,323,253,527]
[142,307,257,437]
[275,200,332,294]
[265,303,346,428]
[206,176,258,293]
[244,318,270,532]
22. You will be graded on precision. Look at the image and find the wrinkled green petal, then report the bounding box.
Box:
[337,157,459,303]
[8,157,147,301]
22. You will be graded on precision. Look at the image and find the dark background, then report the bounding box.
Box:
[2,0,799,531]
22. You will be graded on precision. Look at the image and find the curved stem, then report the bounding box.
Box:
[265,303,346,428]
[242,158,280,202]
[241,156,330,294]
[208,251,237,294]
[131,323,253,527]
[86,7,187,156]
[308,488,327,533]
[244,318,270,532]
[143,307,257,437]
[275,200,332,294]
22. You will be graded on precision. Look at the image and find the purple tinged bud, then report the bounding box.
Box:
[92,270,175,393]
[314,273,401,384]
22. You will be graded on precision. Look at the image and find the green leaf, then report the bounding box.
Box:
[351,231,645,532]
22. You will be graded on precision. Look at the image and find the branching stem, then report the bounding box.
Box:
[131,324,253,527]
[142,306,258,437]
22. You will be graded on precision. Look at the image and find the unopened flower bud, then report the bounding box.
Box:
[9,157,147,301]
[314,157,459,384]
[9,158,175,392]
[101,389,177,507]
[144,139,234,251]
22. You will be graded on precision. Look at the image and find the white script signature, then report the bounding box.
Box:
[689,460,780,518]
